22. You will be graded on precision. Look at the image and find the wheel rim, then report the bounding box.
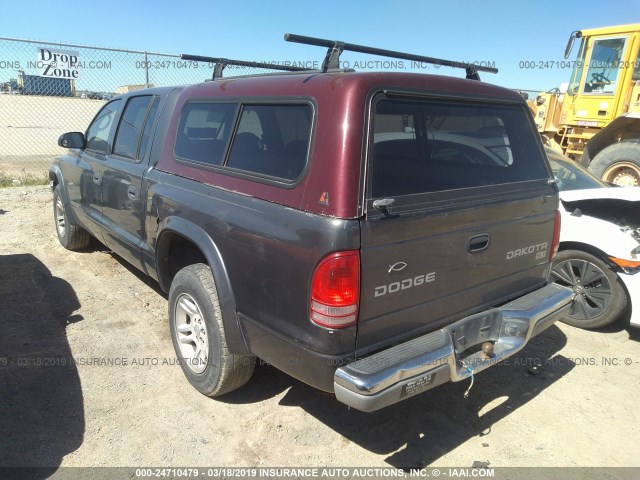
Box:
[174,293,209,374]
[602,161,640,187]
[54,196,66,238]
[552,259,612,321]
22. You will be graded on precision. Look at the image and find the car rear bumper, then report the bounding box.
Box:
[334,283,574,412]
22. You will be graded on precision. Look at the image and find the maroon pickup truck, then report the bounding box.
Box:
[50,34,573,411]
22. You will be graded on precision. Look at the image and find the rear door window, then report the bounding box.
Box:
[113,95,157,161]
[370,97,549,197]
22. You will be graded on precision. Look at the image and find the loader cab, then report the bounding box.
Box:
[563,24,640,127]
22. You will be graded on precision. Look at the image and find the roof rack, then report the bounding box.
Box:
[284,33,498,80]
[180,53,311,80]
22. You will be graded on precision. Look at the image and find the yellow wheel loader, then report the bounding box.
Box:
[531,23,640,186]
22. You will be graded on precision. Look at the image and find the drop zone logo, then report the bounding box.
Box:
[374,272,436,297]
[38,48,80,79]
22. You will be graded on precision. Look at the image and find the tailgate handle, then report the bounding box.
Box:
[468,234,490,253]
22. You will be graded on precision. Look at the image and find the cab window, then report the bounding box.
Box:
[583,37,626,94]
[632,48,640,81]
[85,100,121,154]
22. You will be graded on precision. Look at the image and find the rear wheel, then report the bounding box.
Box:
[551,249,628,329]
[588,141,640,187]
[168,263,255,396]
[53,185,90,250]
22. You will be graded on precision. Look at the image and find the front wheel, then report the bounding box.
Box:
[53,185,90,250]
[551,249,628,329]
[588,141,640,187]
[168,263,255,396]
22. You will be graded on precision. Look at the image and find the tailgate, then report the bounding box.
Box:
[357,93,557,355]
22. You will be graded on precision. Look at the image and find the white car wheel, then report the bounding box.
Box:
[552,249,628,329]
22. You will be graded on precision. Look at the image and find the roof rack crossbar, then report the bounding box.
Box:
[284,33,498,80]
[180,53,310,80]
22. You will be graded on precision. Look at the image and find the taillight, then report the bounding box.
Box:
[310,251,360,329]
[550,210,561,261]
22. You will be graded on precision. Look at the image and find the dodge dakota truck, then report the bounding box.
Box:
[50,35,573,412]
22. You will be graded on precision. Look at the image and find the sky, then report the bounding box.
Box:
[1,0,639,92]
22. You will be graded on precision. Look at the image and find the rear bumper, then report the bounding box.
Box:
[334,283,574,412]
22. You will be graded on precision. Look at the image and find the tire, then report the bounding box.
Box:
[53,185,91,250]
[587,140,640,187]
[168,263,255,396]
[551,249,628,329]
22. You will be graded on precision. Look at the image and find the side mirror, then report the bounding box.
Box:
[58,132,86,149]
[564,31,581,59]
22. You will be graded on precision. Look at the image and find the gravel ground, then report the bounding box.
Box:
[0,186,639,476]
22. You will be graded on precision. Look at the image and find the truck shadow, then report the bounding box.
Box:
[0,254,84,478]
[230,325,572,468]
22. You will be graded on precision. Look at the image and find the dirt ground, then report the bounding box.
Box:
[0,186,639,474]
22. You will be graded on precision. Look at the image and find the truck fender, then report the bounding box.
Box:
[582,113,640,166]
[48,165,80,225]
[156,216,250,354]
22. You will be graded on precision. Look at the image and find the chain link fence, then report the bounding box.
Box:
[0,37,267,187]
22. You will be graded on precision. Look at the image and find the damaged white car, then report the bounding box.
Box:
[547,148,640,329]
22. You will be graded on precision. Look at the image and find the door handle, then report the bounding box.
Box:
[127,185,138,200]
[467,234,490,253]
[92,173,101,185]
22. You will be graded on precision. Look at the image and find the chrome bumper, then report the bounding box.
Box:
[334,283,574,412]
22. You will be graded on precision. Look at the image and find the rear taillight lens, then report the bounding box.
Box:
[550,210,561,261]
[310,251,360,329]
